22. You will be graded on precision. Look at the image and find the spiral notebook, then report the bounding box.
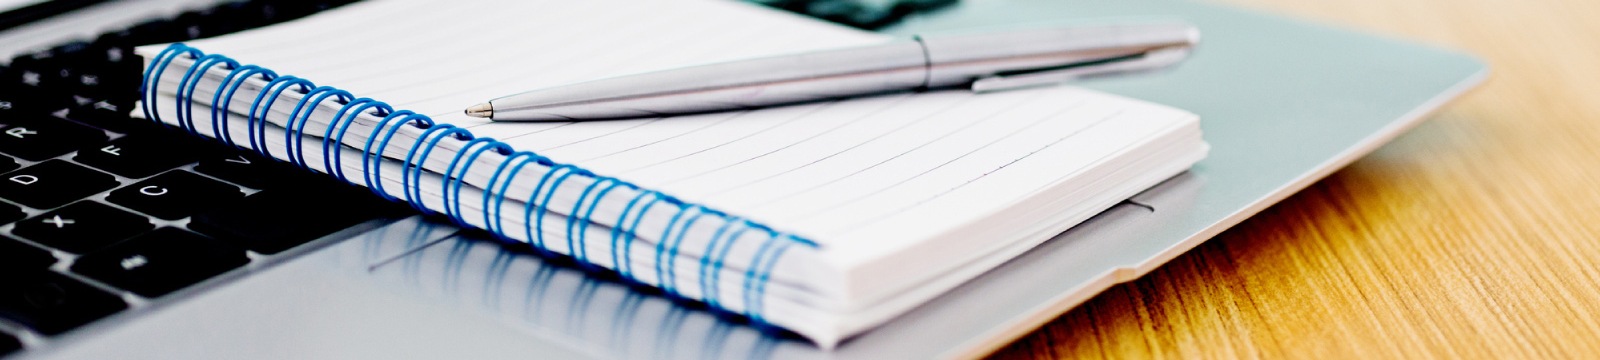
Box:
[135,0,1207,346]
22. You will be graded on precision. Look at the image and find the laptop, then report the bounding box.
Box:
[0,0,1485,359]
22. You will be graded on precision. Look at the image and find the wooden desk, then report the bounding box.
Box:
[991,0,1600,358]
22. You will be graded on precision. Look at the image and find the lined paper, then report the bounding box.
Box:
[172,0,1193,249]
[143,0,1204,344]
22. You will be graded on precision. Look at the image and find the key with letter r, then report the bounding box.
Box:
[0,115,107,161]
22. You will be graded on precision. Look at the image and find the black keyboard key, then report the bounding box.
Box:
[96,42,133,64]
[88,47,144,91]
[0,115,108,161]
[7,50,102,104]
[193,152,303,189]
[106,171,241,220]
[168,11,216,42]
[9,46,62,67]
[0,331,18,355]
[803,1,882,27]
[753,0,954,29]
[41,63,84,92]
[122,19,190,45]
[7,64,73,108]
[72,228,247,297]
[0,154,18,174]
[64,69,118,101]
[0,201,24,224]
[0,86,33,119]
[92,27,135,48]
[190,184,386,254]
[75,134,205,178]
[0,160,118,209]
[13,201,152,254]
[51,47,141,102]
[66,99,143,133]
[0,87,66,118]
[0,270,127,335]
[188,5,251,36]
[43,41,94,63]
[0,236,55,270]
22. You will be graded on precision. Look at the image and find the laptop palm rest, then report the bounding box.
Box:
[32,193,1162,360]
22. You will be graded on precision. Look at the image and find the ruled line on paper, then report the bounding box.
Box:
[171,0,1195,248]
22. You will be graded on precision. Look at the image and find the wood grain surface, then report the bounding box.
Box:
[989,0,1600,358]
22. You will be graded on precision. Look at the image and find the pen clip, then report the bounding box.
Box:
[970,45,1193,92]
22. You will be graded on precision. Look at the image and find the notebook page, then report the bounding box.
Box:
[143,0,1205,344]
[174,0,1194,252]
[182,0,884,105]
[150,0,893,307]
[530,87,1194,260]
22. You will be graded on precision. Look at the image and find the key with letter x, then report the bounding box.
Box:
[13,201,153,253]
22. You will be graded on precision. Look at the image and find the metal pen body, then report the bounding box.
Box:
[475,23,1198,121]
[485,42,928,121]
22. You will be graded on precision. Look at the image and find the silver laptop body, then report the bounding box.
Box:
[3,0,1485,358]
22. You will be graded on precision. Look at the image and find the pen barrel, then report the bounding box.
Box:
[920,23,1200,88]
[489,42,928,121]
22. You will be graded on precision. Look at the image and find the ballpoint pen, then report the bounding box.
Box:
[464,22,1199,121]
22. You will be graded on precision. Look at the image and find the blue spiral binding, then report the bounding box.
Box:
[402,124,467,212]
[247,75,313,156]
[570,177,626,268]
[656,204,705,293]
[322,98,391,182]
[446,138,511,226]
[702,221,752,309]
[140,43,822,323]
[531,164,588,251]
[363,110,433,201]
[616,191,665,279]
[140,45,200,125]
[213,65,277,145]
[483,151,541,237]
[742,233,784,322]
[287,86,352,169]
[176,54,237,134]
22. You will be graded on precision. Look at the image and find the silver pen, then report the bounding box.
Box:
[465,22,1199,121]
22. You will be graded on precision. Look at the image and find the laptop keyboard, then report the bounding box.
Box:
[0,0,385,352]
[0,0,959,355]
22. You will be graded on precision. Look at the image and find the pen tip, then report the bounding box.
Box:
[465,102,493,119]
